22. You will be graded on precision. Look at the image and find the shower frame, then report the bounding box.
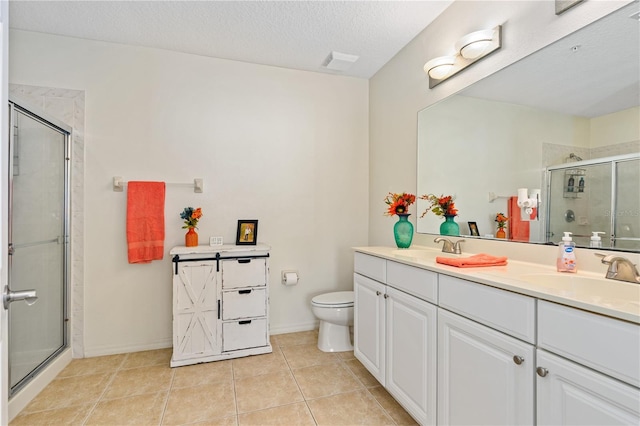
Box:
[7,97,72,396]
[545,152,640,249]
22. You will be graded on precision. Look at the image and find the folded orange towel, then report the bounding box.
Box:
[436,253,508,268]
[127,182,166,264]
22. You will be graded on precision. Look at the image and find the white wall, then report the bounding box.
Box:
[9,31,369,356]
[369,0,632,249]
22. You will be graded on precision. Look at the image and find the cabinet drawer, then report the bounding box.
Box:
[222,288,267,320]
[387,261,437,303]
[538,300,640,387]
[222,318,268,352]
[221,258,267,289]
[354,252,386,283]
[439,274,535,343]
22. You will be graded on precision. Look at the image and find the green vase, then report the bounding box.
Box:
[440,215,460,236]
[394,214,414,248]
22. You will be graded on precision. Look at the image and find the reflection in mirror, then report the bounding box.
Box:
[417,3,640,252]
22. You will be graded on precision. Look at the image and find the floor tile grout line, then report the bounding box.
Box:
[158,367,176,426]
[79,367,121,425]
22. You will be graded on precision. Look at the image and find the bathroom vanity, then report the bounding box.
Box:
[353,247,640,425]
[169,244,272,367]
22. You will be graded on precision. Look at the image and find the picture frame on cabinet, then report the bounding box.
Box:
[236,220,258,245]
[468,221,480,236]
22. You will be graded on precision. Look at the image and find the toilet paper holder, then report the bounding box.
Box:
[281,270,299,285]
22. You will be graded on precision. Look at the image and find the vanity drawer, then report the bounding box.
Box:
[222,318,268,352]
[221,258,267,289]
[222,288,267,320]
[386,261,437,303]
[439,274,535,343]
[538,300,640,387]
[354,252,386,283]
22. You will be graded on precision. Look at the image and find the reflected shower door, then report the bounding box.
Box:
[8,103,69,394]
[615,159,640,251]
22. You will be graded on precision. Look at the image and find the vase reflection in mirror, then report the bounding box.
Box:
[440,215,460,236]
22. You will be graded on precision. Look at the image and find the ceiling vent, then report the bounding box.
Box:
[323,51,359,71]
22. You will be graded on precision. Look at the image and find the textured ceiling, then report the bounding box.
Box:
[9,0,454,79]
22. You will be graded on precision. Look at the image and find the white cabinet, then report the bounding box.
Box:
[354,254,437,425]
[437,309,535,425]
[386,286,437,426]
[536,350,640,425]
[173,260,219,362]
[353,249,640,426]
[354,273,386,384]
[170,245,272,367]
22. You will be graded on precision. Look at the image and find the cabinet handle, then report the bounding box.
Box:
[238,259,251,264]
[383,294,389,299]
[513,355,524,365]
[536,367,549,377]
[238,320,252,325]
[376,291,381,296]
[238,289,252,294]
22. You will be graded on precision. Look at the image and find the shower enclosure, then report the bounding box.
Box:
[546,153,640,251]
[6,99,70,395]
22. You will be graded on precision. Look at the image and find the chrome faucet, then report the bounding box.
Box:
[434,237,465,254]
[596,254,640,284]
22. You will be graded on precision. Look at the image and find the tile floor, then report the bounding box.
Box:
[11,330,418,425]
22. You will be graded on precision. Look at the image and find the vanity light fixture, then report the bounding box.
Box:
[424,25,502,89]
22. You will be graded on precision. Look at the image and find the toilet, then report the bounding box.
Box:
[311,291,354,352]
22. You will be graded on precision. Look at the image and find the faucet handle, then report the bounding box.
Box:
[453,239,465,254]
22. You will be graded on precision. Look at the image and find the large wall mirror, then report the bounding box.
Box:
[417,3,639,252]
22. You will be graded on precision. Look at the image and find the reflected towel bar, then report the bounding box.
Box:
[113,176,203,193]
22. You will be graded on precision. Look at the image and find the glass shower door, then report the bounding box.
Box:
[8,103,69,394]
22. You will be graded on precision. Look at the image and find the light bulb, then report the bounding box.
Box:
[456,28,495,59]
[423,56,456,79]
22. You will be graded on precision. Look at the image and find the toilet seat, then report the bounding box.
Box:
[311,291,354,308]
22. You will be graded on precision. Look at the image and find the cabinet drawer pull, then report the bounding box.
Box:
[536,367,549,377]
[238,320,252,325]
[376,291,381,296]
[238,289,252,294]
[238,259,251,264]
[513,355,524,365]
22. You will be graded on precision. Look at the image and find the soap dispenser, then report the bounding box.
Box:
[590,231,605,248]
[557,232,577,273]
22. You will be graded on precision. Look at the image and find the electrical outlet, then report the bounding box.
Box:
[209,236,223,246]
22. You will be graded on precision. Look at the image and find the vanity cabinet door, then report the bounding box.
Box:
[173,261,219,362]
[537,349,640,425]
[438,308,534,426]
[354,273,386,386]
[386,287,437,426]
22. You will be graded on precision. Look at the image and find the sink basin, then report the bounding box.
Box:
[518,273,640,306]
[391,249,458,259]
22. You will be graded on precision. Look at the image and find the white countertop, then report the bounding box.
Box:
[170,243,271,256]
[354,245,640,325]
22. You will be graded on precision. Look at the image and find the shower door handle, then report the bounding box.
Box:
[3,286,38,309]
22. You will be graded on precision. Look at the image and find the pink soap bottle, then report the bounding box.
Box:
[556,232,577,273]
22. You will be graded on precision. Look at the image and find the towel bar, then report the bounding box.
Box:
[113,176,203,193]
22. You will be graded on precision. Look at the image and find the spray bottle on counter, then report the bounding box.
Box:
[557,232,577,273]
[590,232,605,248]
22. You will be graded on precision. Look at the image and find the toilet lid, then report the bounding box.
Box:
[312,291,354,307]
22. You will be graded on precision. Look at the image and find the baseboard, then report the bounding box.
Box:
[83,338,172,358]
[269,321,318,335]
[9,348,72,422]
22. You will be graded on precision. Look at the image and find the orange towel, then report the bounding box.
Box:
[436,253,508,268]
[508,196,530,242]
[127,182,166,264]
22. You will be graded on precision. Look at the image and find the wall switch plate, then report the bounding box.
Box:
[209,236,223,246]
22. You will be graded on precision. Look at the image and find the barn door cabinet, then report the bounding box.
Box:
[170,244,272,367]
